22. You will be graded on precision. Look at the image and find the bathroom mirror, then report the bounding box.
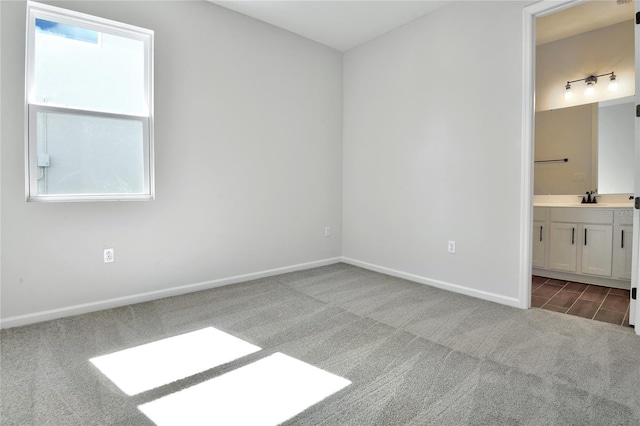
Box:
[534,97,635,195]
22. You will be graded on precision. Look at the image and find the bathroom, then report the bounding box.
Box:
[531,0,636,325]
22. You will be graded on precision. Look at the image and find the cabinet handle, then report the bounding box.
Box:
[621,230,624,249]
[584,228,587,246]
[572,227,575,245]
[539,226,543,242]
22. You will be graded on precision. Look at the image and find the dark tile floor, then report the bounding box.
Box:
[532,276,631,326]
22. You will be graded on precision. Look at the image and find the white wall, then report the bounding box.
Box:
[0,1,343,324]
[342,1,527,305]
[536,20,635,112]
[598,101,635,194]
[8,0,615,325]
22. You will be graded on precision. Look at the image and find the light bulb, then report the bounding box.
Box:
[585,81,595,96]
[564,83,573,100]
[584,76,597,96]
[608,74,618,91]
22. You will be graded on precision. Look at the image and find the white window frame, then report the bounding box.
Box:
[24,1,154,202]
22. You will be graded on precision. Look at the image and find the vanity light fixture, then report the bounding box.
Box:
[563,71,617,100]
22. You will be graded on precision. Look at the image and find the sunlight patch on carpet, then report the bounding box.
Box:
[90,327,261,395]
[138,352,351,426]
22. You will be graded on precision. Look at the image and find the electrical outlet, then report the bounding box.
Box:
[447,241,456,254]
[104,248,114,263]
[324,226,331,237]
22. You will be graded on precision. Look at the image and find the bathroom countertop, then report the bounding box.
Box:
[534,202,634,208]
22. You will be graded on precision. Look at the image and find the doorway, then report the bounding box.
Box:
[522,0,639,332]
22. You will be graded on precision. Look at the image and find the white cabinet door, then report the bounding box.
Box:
[581,224,613,277]
[613,225,633,280]
[532,221,545,268]
[548,222,577,272]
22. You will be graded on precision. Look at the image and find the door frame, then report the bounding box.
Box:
[520,0,639,334]
[630,0,640,329]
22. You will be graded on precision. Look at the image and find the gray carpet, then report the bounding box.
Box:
[1,263,639,425]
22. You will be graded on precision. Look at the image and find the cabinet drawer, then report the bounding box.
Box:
[533,207,546,222]
[550,208,613,224]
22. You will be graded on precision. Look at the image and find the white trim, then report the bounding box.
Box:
[631,0,640,332]
[24,3,33,202]
[0,0,3,323]
[25,1,155,202]
[0,257,342,329]
[519,4,535,310]
[342,257,521,308]
[525,0,584,19]
[532,268,630,290]
[28,1,153,41]
[520,0,587,310]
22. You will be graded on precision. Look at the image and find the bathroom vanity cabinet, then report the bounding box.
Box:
[532,206,633,289]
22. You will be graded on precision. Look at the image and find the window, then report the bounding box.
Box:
[25,1,154,201]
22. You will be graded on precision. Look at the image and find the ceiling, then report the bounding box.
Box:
[537,0,635,45]
[209,1,635,52]
[209,1,450,51]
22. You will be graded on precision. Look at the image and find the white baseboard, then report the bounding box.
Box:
[341,257,521,308]
[532,268,630,290]
[0,257,342,329]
